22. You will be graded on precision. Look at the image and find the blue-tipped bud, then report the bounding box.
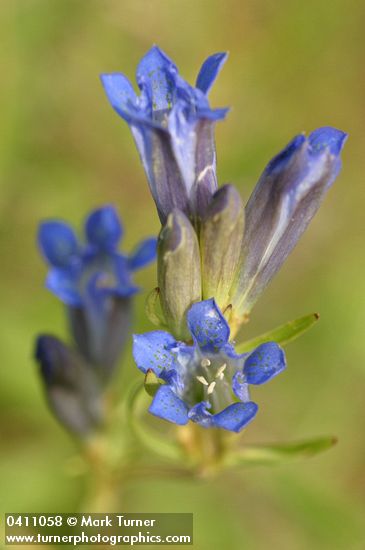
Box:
[230,127,347,322]
[35,335,103,436]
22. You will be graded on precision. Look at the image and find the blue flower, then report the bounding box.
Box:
[38,205,157,373]
[133,299,286,432]
[101,46,228,223]
[230,127,348,321]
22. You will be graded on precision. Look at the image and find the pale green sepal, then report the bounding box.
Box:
[200,184,244,312]
[158,209,202,340]
[145,287,167,328]
[144,369,165,397]
[235,312,319,353]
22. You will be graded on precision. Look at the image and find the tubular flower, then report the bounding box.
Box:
[38,205,157,375]
[133,299,286,433]
[101,46,228,224]
[229,127,348,324]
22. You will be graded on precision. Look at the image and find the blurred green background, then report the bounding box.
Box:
[1,0,365,548]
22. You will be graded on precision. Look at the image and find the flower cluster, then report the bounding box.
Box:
[102,46,347,433]
[35,205,156,434]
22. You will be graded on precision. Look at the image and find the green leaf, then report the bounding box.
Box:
[235,312,320,353]
[145,287,167,328]
[124,380,184,462]
[224,436,337,467]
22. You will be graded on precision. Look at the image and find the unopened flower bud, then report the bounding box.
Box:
[35,335,103,436]
[200,184,244,311]
[158,209,201,340]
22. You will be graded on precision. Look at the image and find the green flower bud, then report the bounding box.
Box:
[200,184,245,312]
[158,209,202,340]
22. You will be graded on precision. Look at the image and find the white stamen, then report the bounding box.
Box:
[196,376,209,386]
[215,363,227,379]
[207,381,216,395]
[200,358,211,368]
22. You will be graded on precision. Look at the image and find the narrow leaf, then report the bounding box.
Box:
[235,312,319,353]
[225,436,337,467]
[125,381,183,462]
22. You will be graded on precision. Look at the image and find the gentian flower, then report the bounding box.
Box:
[38,205,157,377]
[228,127,348,324]
[133,299,286,433]
[101,46,228,224]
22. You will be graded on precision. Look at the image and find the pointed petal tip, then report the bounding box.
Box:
[137,45,177,78]
[196,51,229,94]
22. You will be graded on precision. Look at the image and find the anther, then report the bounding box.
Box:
[215,363,227,380]
[207,381,216,395]
[196,376,208,386]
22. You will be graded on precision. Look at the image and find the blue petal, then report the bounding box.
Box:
[265,134,306,175]
[38,221,78,268]
[100,72,140,122]
[188,401,214,428]
[243,342,286,385]
[187,299,230,352]
[213,402,258,433]
[308,127,348,156]
[46,267,82,306]
[196,52,228,94]
[133,331,177,377]
[85,206,123,252]
[128,237,157,270]
[136,46,178,113]
[232,371,250,401]
[111,254,139,296]
[149,385,189,425]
